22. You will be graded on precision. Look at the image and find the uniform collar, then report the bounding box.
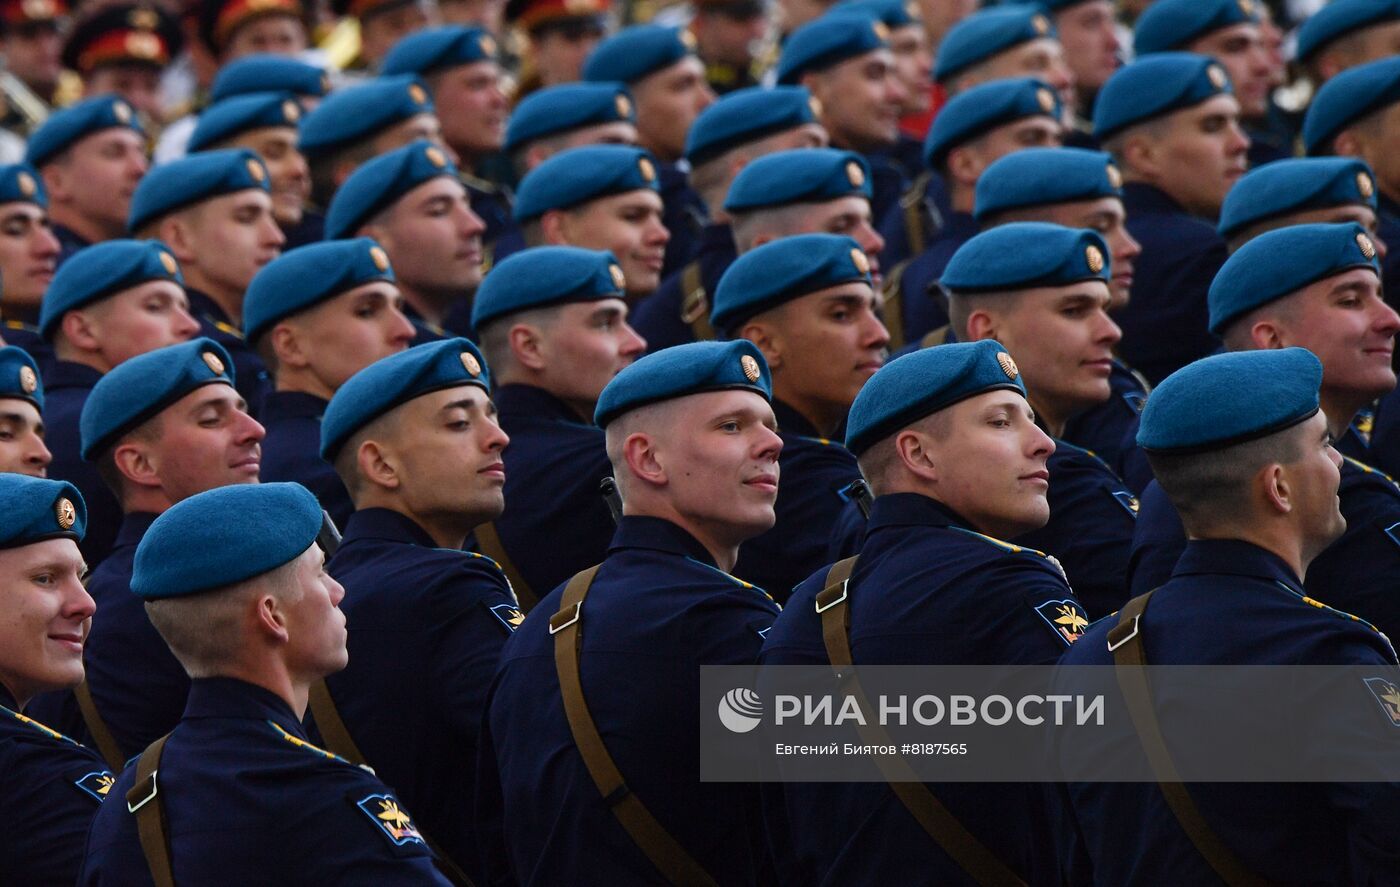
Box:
[1378,190,1400,220]
[113,511,159,550]
[943,210,979,240]
[341,507,439,549]
[1171,538,1304,591]
[772,397,822,440]
[494,382,593,425]
[181,676,304,735]
[185,287,235,326]
[698,223,737,257]
[608,514,718,567]
[52,223,91,251]
[1121,182,1188,216]
[46,359,103,390]
[261,390,328,421]
[866,491,976,534]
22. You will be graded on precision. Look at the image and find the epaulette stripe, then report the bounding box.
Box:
[267,720,363,768]
[1286,584,1382,633]
[0,704,81,746]
[683,556,773,601]
[947,525,1049,558]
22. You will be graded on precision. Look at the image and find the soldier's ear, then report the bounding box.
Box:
[159,214,198,263]
[622,430,666,487]
[508,322,547,371]
[355,438,401,491]
[269,322,311,370]
[254,593,291,645]
[539,210,572,245]
[1331,128,1363,159]
[111,440,162,491]
[944,144,982,188]
[964,307,997,343]
[894,428,937,481]
[1257,461,1292,516]
[59,309,102,353]
[739,322,779,370]
[1246,318,1287,351]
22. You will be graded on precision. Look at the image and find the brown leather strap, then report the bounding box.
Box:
[127,734,175,887]
[816,558,1027,887]
[1108,591,1273,887]
[475,521,537,613]
[75,679,123,769]
[901,172,931,257]
[679,261,717,342]
[880,269,906,352]
[551,565,719,886]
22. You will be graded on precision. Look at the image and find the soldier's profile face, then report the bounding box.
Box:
[285,282,415,391]
[796,196,884,285]
[887,24,932,116]
[279,543,349,679]
[434,60,509,158]
[561,190,669,296]
[0,201,59,313]
[1146,95,1248,218]
[143,383,264,502]
[375,177,485,294]
[228,126,311,227]
[0,398,50,477]
[78,280,200,371]
[182,189,284,296]
[54,128,148,234]
[630,56,715,162]
[379,385,508,523]
[1027,197,1139,310]
[1283,411,1346,559]
[1270,268,1398,405]
[0,538,92,708]
[527,298,646,409]
[1189,23,1271,119]
[807,48,906,152]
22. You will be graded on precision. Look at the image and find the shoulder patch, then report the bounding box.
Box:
[1363,676,1400,726]
[488,601,524,633]
[74,769,116,802]
[1121,390,1146,414]
[356,793,426,846]
[1385,522,1400,552]
[1111,489,1140,518]
[1034,598,1089,646]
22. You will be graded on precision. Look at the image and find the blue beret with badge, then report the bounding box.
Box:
[777,12,889,85]
[1297,0,1400,62]
[321,337,491,460]
[298,75,434,160]
[0,163,46,208]
[0,475,85,547]
[188,91,303,152]
[471,246,625,331]
[975,147,1122,222]
[39,239,184,340]
[845,339,1027,455]
[924,77,1062,170]
[1134,0,1259,56]
[382,25,499,76]
[131,482,322,599]
[934,4,1056,83]
[582,24,694,84]
[0,345,43,410]
[837,0,920,29]
[685,86,819,166]
[711,233,872,332]
[210,54,329,102]
[504,83,635,154]
[80,337,235,460]
[513,144,660,222]
[26,94,143,169]
[943,222,1111,293]
[1137,348,1322,453]
[244,238,396,343]
[1217,157,1379,239]
[1303,56,1400,155]
[128,148,270,232]
[594,339,771,428]
[324,139,458,239]
[1094,52,1233,142]
[724,147,871,212]
[1207,222,1380,335]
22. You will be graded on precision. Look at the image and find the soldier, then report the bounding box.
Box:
[840,0,932,176]
[325,140,486,344]
[1043,0,1120,141]
[503,82,639,178]
[0,163,59,361]
[504,0,608,93]
[582,25,715,279]
[760,340,1085,884]
[934,4,1074,108]
[1058,347,1400,885]
[1217,156,1384,253]
[479,339,782,885]
[469,246,644,608]
[691,0,767,95]
[78,483,452,884]
[0,475,113,885]
[36,239,198,566]
[1297,0,1400,86]
[128,148,283,415]
[315,337,517,881]
[334,0,438,71]
[512,144,669,304]
[25,95,147,265]
[244,238,414,527]
[0,345,50,477]
[60,4,182,123]
[0,0,69,128]
[1093,52,1247,383]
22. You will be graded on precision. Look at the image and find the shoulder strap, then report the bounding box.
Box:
[900,171,932,257]
[880,270,907,352]
[475,520,537,613]
[815,558,1026,887]
[679,261,717,343]
[1107,590,1274,887]
[74,679,124,769]
[551,565,719,886]
[126,734,175,887]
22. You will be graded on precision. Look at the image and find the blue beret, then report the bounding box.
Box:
[382,25,499,76]
[711,233,872,332]
[0,475,85,547]
[1137,348,1322,453]
[513,145,660,222]
[0,164,45,208]
[244,238,396,342]
[582,24,695,84]
[685,86,819,166]
[724,147,871,212]
[845,339,1027,455]
[1303,56,1400,155]
[1133,0,1259,56]
[975,147,1121,221]
[0,345,43,411]
[298,75,434,160]
[594,339,772,428]
[504,82,635,154]
[777,12,889,85]
[934,5,1056,83]
[324,139,458,239]
[321,337,491,460]
[40,240,184,340]
[1298,0,1400,61]
[1207,222,1381,335]
[837,0,920,29]
[131,482,322,599]
[210,55,330,102]
[26,95,143,169]
[80,338,235,460]
[1218,158,1379,239]
[1094,52,1233,141]
[188,92,303,152]
[471,246,624,330]
[924,77,1062,170]
[128,148,270,232]
[943,222,1111,293]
